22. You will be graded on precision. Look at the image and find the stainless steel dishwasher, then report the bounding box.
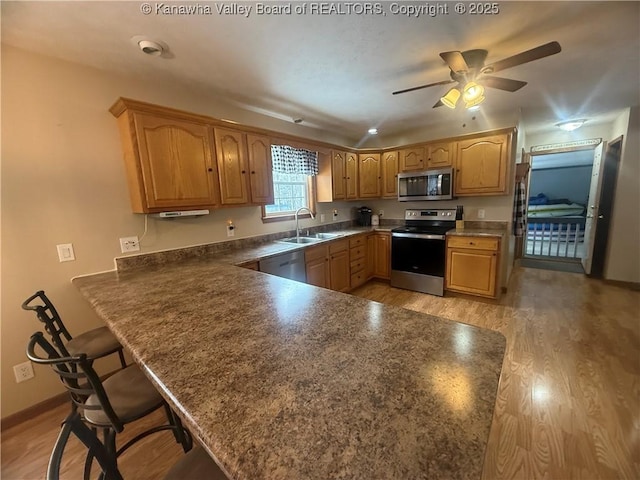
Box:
[259,251,306,282]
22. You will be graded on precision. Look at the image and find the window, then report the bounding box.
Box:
[263,145,318,221]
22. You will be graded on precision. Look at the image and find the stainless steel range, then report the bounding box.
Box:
[390,209,456,296]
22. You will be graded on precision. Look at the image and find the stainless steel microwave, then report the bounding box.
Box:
[397,168,454,201]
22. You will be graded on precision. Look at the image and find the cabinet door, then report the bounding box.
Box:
[133,113,218,210]
[246,134,274,204]
[455,134,510,195]
[345,152,359,199]
[399,147,425,172]
[366,234,376,278]
[305,245,329,288]
[381,151,399,198]
[426,142,454,168]
[373,233,390,279]
[331,151,347,200]
[358,153,381,198]
[329,249,350,292]
[214,128,250,205]
[446,248,498,298]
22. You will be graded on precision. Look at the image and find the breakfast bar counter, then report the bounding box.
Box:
[73,257,506,479]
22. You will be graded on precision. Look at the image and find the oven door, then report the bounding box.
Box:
[391,233,446,277]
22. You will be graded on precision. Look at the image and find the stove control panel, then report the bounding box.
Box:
[404,209,457,220]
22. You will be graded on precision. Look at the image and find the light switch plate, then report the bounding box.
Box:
[56,243,75,262]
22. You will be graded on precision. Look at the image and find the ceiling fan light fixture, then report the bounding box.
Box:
[463,81,484,102]
[555,119,587,131]
[440,88,461,109]
[465,95,485,109]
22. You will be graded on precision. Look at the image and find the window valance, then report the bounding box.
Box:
[271,145,318,176]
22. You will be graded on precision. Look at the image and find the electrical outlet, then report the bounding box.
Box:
[478,209,486,219]
[379,210,384,217]
[333,209,338,220]
[227,222,235,237]
[119,236,140,253]
[13,361,34,383]
[320,213,326,223]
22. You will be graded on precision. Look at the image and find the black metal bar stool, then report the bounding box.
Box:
[27,332,194,480]
[47,410,228,480]
[22,290,127,368]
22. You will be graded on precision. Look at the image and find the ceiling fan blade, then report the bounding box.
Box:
[392,79,454,95]
[484,41,561,73]
[481,76,528,92]
[440,51,469,73]
[433,99,444,108]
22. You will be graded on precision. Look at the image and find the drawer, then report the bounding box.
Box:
[350,257,366,273]
[447,236,499,251]
[350,271,367,289]
[329,239,349,254]
[305,244,327,262]
[349,235,366,249]
[350,246,366,260]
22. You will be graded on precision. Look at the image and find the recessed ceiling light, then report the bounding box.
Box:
[368,128,378,135]
[130,36,169,58]
[555,119,587,131]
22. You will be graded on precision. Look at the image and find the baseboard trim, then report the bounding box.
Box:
[1,391,69,432]
[603,279,640,291]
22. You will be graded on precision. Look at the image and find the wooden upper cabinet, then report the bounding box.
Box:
[246,134,274,204]
[455,133,511,196]
[426,142,454,168]
[214,127,250,205]
[381,151,399,198]
[331,150,347,200]
[119,111,218,213]
[399,146,425,172]
[345,152,359,200]
[358,153,381,198]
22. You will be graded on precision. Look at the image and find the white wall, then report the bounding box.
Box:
[604,107,640,283]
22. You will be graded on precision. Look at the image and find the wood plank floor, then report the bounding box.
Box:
[2,265,638,479]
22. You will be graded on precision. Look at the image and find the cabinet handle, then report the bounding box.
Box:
[469,242,475,245]
[251,171,256,174]
[241,170,246,174]
[207,168,213,172]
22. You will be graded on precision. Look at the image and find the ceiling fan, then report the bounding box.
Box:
[392,41,561,109]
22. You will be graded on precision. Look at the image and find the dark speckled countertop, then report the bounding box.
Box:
[74,228,506,480]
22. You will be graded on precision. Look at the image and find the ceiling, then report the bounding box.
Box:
[2,1,639,143]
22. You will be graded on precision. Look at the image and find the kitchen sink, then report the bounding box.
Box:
[306,232,343,239]
[277,237,322,244]
[276,232,343,244]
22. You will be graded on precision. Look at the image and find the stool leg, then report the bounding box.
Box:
[117,349,127,369]
[163,403,192,453]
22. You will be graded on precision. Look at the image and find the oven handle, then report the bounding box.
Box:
[392,232,446,240]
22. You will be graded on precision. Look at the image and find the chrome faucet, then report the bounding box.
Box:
[295,207,315,240]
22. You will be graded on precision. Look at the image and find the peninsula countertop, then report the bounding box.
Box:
[73,255,506,480]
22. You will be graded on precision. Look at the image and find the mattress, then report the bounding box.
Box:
[528,203,585,218]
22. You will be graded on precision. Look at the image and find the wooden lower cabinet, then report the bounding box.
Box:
[445,236,500,298]
[373,232,390,279]
[305,239,350,292]
[349,234,368,289]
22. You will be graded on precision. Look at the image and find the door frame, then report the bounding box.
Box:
[523,139,602,266]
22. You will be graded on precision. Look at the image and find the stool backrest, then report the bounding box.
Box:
[22,291,73,356]
[48,410,123,480]
[26,332,125,432]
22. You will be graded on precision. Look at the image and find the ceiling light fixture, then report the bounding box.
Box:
[463,81,484,102]
[138,39,164,56]
[367,128,378,135]
[440,88,461,109]
[555,119,587,131]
